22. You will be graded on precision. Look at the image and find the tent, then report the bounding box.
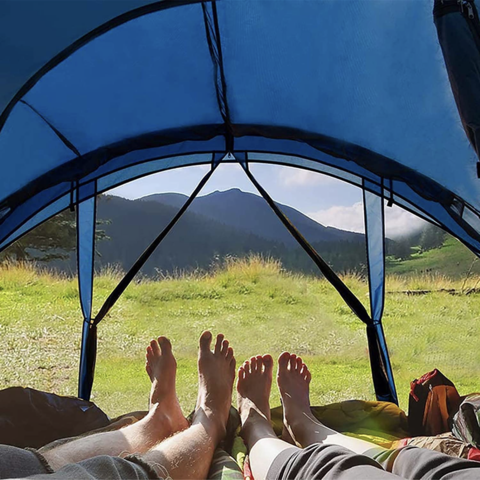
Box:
[1,0,480,405]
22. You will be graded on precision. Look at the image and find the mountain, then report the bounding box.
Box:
[88,189,367,276]
[141,188,363,247]
[94,195,291,276]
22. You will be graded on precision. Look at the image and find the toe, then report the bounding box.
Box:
[255,355,263,372]
[226,346,234,361]
[221,339,229,356]
[296,357,303,372]
[158,336,172,354]
[263,354,274,374]
[214,334,225,355]
[244,360,251,374]
[151,339,160,356]
[250,356,258,373]
[199,331,213,352]
[289,354,297,371]
[146,345,153,360]
[278,352,290,371]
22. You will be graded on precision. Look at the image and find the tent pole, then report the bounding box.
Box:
[91,160,219,329]
[239,156,397,403]
[77,159,218,400]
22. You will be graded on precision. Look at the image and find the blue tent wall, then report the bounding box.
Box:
[1,0,480,402]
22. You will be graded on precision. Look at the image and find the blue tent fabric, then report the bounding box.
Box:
[77,193,97,400]
[1,0,480,401]
[363,182,385,325]
[363,181,397,404]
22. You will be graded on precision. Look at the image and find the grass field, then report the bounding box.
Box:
[387,236,480,278]
[1,254,480,419]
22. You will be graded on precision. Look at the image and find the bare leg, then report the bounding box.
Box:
[142,331,236,479]
[43,336,188,470]
[237,354,295,480]
[278,352,383,455]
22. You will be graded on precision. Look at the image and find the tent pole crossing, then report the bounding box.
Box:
[239,155,397,404]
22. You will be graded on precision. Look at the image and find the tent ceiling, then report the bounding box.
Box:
[0,0,480,254]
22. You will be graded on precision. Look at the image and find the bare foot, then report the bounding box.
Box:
[277,352,315,444]
[194,331,236,445]
[145,336,188,436]
[237,354,274,429]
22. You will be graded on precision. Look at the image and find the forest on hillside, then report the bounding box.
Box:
[0,202,454,278]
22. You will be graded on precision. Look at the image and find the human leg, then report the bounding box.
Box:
[374,445,480,479]
[140,331,236,479]
[238,353,398,480]
[277,351,382,455]
[42,336,188,471]
[278,352,480,480]
[237,354,294,480]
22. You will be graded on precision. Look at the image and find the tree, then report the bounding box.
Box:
[419,224,446,252]
[1,209,108,262]
[389,237,413,260]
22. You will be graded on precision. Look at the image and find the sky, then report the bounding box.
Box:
[110,163,426,238]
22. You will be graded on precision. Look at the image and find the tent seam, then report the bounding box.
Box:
[19,100,82,158]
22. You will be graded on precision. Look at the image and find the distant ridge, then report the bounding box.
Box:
[89,189,366,276]
[141,188,363,248]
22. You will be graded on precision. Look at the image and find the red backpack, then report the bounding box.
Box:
[408,369,462,437]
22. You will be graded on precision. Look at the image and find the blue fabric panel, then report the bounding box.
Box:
[363,183,385,322]
[249,153,362,187]
[0,102,75,203]
[217,0,480,210]
[77,181,97,203]
[97,153,211,193]
[0,182,70,247]
[235,136,382,184]
[0,0,159,116]
[23,3,221,155]
[82,138,225,184]
[0,194,70,251]
[77,194,96,321]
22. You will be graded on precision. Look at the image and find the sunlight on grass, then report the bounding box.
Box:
[1,257,480,417]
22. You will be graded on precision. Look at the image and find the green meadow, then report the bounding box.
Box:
[1,253,480,418]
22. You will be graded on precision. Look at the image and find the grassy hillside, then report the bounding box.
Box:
[1,257,480,418]
[387,236,480,278]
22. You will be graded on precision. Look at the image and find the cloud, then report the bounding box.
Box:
[277,168,336,187]
[308,202,365,233]
[308,202,426,238]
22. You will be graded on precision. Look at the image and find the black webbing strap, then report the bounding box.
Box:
[93,164,218,326]
[240,163,372,325]
[202,1,233,151]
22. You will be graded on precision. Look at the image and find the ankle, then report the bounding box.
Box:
[241,413,277,448]
[193,408,226,446]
